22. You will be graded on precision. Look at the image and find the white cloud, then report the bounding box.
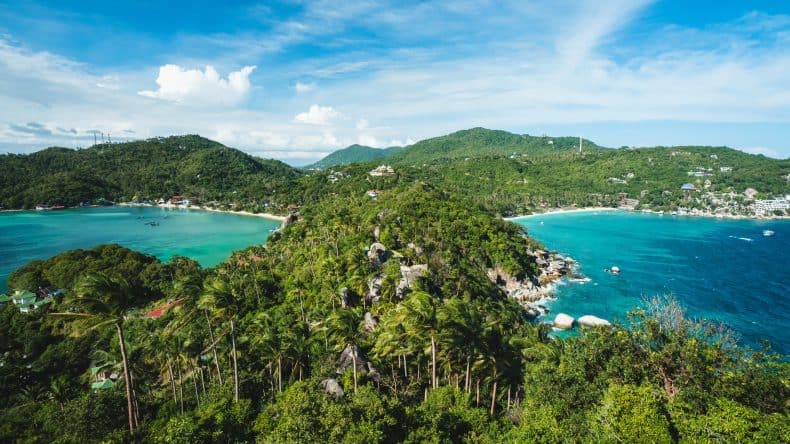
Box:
[138,64,256,106]
[742,146,781,158]
[355,118,369,130]
[295,81,316,93]
[294,104,340,125]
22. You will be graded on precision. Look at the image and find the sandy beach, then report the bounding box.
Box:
[505,207,622,220]
[118,202,287,222]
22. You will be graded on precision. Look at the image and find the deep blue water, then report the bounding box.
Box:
[0,206,281,293]
[515,211,789,354]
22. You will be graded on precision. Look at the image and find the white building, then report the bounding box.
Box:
[369,165,395,177]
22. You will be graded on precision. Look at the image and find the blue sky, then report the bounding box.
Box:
[0,0,788,164]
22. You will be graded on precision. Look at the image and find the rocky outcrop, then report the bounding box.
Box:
[577,315,611,328]
[320,378,344,398]
[277,212,298,232]
[488,250,576,312]
[339,287,358,308]
[553,313,575,330]
[336,344,367,374]
[396,264,428,299]
[367,362,382,385]
[363,312,378,332]
[366,274,384,304]
[367,242,390,267]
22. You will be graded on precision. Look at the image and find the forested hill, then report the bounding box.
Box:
[306,144,404,170]
[2,185,787,442]
[0,135,302,210]
[387,127,603,165]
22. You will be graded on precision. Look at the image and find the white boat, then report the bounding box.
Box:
[763,230,775,237]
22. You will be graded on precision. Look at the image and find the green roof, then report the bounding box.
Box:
[0,295,10,303]
[33,299,52,307]
[91,379,114,390]
[12,290,35,299]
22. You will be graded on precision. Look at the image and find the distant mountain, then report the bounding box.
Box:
[307,144,404,169]
[0,135,301,210]
[387,127,603,165]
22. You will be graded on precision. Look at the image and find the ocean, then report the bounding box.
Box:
[515,211,789,354]
[0,206,281,293]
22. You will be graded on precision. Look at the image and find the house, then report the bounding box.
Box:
[720,166,732,173]
[11,290,36,306]
[680,183,696,191]
[366,189,382,199]
[287,204,300,213]
[89,366,116,390]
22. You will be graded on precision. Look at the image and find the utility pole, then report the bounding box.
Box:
[579,136,582,154]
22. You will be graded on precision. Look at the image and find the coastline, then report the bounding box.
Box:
[117,202,288,221]
[506,206,789,221]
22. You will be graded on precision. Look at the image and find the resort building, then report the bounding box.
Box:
[369,165,395,177]
[754,198,790,216]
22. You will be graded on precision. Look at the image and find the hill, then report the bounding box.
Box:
[306,144,404,169]
[0,135,302,212]
[387,127,603,165]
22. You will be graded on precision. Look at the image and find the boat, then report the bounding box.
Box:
[35,204,49,210]
[763,230,775,237]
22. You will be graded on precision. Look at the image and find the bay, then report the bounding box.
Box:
[0,206,281,292]
[515,211,790,354]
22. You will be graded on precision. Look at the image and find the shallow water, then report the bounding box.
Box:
[515,212,790,354]
[0,206,280,292]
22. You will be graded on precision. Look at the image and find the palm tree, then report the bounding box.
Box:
[395,291,441,389]
[326,308,364,393]
[198,276,242,401]
[52,273,137,433]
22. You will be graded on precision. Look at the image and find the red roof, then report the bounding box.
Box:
[147,298,186,318]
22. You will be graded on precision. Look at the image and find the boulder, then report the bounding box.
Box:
[577,315,611,328]
[320,378,344,398]
[553,313,575,330]
[363,312,378,332]
[373,225,381,240]
[367,362,382,384]
[366,274,384,304]
[396,264,428,299]
[336,344,366,374]
[367,242,390,267]
[339,287,357,308]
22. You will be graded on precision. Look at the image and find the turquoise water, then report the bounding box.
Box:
[515,211,790,354]
[0,207,281,292]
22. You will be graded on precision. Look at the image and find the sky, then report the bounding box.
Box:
[0,0,788,165]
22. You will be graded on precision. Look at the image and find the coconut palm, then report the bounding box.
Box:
[198,275,241,401]
[395,291,441,389]
[51,272,137,433]
[325,308,364,392]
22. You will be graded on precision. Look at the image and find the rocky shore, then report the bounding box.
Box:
[486,249,579,319]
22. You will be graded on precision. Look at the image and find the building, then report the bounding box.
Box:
[369,165,395,177]
[681,183,697,191]
[366,189,382,199]
[754,198,790,216]
[720,166,732,173]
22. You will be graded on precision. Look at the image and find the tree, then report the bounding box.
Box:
[198,276,242,402]
[326,308,364,393]
[51,272,138,433]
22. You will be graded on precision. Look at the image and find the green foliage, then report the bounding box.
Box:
[0,135,301,211]
[592,383,673,443]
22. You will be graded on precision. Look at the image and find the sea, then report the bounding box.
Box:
[0,206,281,293]
[515,211,789,354]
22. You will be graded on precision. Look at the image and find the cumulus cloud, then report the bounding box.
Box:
[295,81,316,93]
[742,146,781,158]
[294,104,340,125]
[138,64,256,106]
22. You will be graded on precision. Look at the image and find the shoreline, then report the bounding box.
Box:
[124,202,287,222]
[0,203,287,222]
[507,207,789,221]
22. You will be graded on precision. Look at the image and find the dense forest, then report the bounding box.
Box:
[1,128,788,217]
[0,135,300,211]
[1,186,787,442]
